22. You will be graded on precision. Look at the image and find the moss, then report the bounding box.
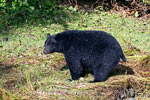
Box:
[124,49,138,56]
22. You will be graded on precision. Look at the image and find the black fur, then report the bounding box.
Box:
[43,30,126,82]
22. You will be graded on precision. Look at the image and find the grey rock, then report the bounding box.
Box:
[128,97,136,100]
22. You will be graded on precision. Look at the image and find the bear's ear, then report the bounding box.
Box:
[52,34,60,43]
[54,34,61,40]
[47,33,51,39]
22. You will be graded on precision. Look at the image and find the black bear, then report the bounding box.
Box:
[43,30,126,82]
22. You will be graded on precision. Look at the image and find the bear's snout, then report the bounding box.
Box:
[43,49,49,54]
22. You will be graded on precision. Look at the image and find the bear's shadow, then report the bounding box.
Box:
[109,64,134,76]
[61,64,134,77]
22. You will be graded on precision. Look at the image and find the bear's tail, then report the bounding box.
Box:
[121,53,126,62]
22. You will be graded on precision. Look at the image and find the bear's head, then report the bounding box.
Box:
[43,33,62,54]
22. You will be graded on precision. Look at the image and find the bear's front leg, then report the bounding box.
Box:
[68,61,84,80]
[64,55,84,80]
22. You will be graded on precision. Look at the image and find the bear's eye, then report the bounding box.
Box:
[45,39,50,47]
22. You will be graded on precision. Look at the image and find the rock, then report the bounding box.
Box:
[79,77,84,81]
[2,38,8,41]
[128,97,136,100]
[129,88,135,98]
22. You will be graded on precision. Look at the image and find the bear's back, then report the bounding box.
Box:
[60,30,119,49]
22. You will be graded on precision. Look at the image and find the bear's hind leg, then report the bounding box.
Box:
[92,64,112,82]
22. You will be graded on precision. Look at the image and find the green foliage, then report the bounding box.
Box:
[1,0,150,31]
[0,0,57,30]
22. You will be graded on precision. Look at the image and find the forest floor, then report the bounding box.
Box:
[0,3,150,100]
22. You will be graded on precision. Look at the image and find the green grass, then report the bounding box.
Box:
[0,10,150,100]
